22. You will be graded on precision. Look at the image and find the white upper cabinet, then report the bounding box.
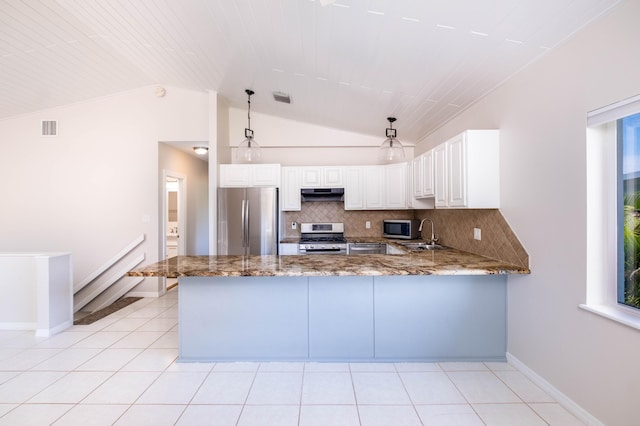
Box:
[344,166,365,210]
[344,164,408,210]
[363,166,384,209]
[412,150,434,198]
[300,166,344,188]
[412,156,423,198]
[421,150,435,197]
[433,130,499,209]
[384,163,407,209]
[281,167,301,211]
[282,166,344,211]
[433,144,448,207]
[219,164,281,187]
[447,134,466,207]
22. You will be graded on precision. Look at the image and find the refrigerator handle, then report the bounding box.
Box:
[241,199,247,249]
[244,199,250,250]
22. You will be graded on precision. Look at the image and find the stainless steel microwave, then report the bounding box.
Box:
[382,219,420,239]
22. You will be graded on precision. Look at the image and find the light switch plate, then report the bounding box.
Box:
[365,221,371,229]
[291,222,297,230]
[474,228,481,240]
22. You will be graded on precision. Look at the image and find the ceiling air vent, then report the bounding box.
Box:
[41,120,58,137]
[272,91,291,104]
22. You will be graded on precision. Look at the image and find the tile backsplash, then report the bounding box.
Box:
[282,202,413,238]
[283,203,529,269]
[414,209,529,269]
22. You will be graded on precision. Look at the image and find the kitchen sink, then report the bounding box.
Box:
[398,242,448,251]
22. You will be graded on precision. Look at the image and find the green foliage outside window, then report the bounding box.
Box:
[623,193,640,308]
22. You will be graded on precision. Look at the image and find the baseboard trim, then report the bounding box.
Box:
[36,320,73,337]
[0,322,36,330]
[506,352,603,426]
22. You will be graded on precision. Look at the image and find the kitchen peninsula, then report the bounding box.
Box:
[129,248,528,362]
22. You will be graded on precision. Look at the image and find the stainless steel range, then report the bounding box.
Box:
[299,222,347,254]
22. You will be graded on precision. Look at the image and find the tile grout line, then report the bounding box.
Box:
[394,362,427,425]
[487,361,554,425]
[348,363,363,425]
[439,362,487,425]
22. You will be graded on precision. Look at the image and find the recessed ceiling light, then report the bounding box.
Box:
[401,17,420,22]
[193,146,208,155]
[332,3,349,8]
[368,10,384,15]
[470,31,489,37]
[506,39,524,44]
[436,24,455,30]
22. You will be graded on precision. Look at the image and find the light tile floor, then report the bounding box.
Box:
[0,289,585,425]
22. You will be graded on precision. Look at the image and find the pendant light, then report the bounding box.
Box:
[379,117,405,163]
[236,89,262,163]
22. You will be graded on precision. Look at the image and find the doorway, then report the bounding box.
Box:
[163,171,187,290]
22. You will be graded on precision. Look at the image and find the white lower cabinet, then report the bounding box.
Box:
[433,130,499,209]
[279,243,299,255]
[386,244,405,255]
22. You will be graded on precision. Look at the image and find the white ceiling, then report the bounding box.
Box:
[0,0,620,142]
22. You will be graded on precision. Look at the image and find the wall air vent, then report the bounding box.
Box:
[272,91,291,104]
[41,120,58,137]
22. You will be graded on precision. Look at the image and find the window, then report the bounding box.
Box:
[583,95,640,329]
[620,112,640,309]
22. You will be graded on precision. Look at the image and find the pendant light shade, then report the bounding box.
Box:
[379,117,405,163]
[236,89,262,163]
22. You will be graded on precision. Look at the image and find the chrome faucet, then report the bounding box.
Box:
[418,218,437,244]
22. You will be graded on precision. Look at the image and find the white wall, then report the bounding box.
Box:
[0,86,209,294]
[227,107,415,165]
[416,1,640,424]
[158,144,209,256]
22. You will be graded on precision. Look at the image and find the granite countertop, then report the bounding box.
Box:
[128,243,530,278]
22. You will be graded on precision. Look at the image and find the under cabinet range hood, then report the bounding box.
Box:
[300,187,344,202]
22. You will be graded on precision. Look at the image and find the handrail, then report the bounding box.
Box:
[73,253,145,313]
[74,234,145,294]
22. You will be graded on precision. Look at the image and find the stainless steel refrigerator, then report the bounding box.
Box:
[217,187,279,255]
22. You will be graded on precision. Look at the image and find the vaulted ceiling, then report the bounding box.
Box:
[0,0,620,142]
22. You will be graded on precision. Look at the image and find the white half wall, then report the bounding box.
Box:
[0,86,209,295]
[415,1,640,424]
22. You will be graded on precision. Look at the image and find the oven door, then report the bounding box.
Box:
[298,246,347,255]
